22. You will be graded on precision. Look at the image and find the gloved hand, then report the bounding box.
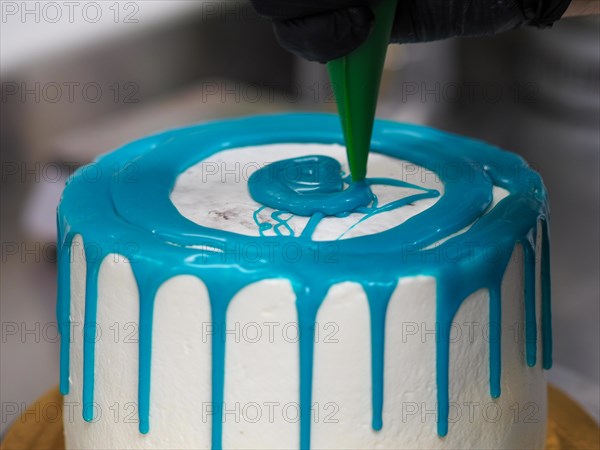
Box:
[250,0,572,63]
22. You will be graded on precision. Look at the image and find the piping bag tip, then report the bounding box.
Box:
[327,0,398,182]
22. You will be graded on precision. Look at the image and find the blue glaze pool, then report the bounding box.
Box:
[249,155,373,216]
[56,113,552,449]
[248,154,440,240]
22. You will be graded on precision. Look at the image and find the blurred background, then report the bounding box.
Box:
[1,0,598,436]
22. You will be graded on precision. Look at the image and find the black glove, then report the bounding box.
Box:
[250,0,572,63]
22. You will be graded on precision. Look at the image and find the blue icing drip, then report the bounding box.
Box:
[82,252,100,422]
[523,232,538,367]
[489,284,502,399]
[57,230,72,396]
[204,281,246,450]
[135,271,160,436]
[294,283,329,450]
[55,113,553,448]
[363,282,397,431]
[541,220,553,370]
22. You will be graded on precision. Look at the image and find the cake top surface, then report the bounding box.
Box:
[59,113,548,279]
[171,143,444,241]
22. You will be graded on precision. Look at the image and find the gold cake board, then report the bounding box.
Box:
[2,386,598,450]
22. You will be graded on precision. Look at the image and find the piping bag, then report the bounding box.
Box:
[327,0,398,181]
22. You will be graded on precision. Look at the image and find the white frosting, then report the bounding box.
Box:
[64,144,547,449]
[171,144,444,241]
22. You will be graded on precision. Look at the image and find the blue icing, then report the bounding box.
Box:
[249,155,372,216]
[363,282,397,431]
[56,113,552,448]
[249,154,440,240]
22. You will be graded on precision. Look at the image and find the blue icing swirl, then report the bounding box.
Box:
[248,154,441,242]
[248,155,372,216]
[56,113,552,449]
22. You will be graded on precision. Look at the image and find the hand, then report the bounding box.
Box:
[250,0,573,63]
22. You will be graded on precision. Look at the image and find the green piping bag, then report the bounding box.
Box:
[327,0,398,181]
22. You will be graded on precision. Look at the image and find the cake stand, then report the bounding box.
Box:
[2,386,598,450]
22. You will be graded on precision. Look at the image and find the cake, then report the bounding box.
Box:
[56,113,552,449]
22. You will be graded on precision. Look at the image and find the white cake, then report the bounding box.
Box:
[57,114,552,449]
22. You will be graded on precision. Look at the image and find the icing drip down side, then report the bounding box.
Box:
[56,114,552,450]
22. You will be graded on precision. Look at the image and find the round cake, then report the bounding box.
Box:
[57,113,552,449]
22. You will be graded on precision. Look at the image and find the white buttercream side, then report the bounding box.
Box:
[149,275,212,449]
[311,282,373,448]
[223,280,299,449]
[64,240,547,449]
[64,240,215,450]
